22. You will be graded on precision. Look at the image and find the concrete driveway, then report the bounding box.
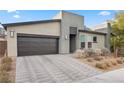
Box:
[16,54,102,83]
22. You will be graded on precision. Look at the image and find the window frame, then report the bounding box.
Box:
[81,42,85,49]
[93,36,97,43]
[88,42,92,48]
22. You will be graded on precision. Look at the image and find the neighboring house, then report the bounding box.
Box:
[91,21,111,50]
[0,23,6,40]
[0,23,7,57]
[3,11,110,57]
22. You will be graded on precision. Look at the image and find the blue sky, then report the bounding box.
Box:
[0,10,116,27]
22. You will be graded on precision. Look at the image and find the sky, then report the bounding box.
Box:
[0,10,116,28]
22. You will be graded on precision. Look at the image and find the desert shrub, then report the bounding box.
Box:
[111,61,117,66]
[0,63,12,71]
[95,63,107,69]
[93,56,103,61]
[81,49,87,58]
[120,57,124,63]
[105,62,111,67]
[122,58,124,63]
[1,57,12,64]
[94,49,102,56]
[85,49,95,57]
[74,49,87,58]
[118,48,124,57]
[87,58,94,62]
[116,58,123,64]
[0,57,12,72]
[0,71,11,83]
[101,48,110,56]
[74,49,83,58]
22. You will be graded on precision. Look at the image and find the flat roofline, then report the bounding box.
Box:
[2,19,61,27]
[62,10,84,17]
[79,30,107,35]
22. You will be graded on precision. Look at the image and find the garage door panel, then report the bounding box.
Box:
[17,35,59,56]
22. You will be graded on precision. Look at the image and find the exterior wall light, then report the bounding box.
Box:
[65,35,68,40]
[10,31,15,38]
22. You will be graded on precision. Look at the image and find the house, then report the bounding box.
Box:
[91,21,112,50]
[0,23,7,57]
[3,11,111,57]
[0,23,6,40]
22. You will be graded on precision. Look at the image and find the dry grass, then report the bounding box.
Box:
[1,57,12,64]
[105,61,111,67]
[95,63,107,69]
[87,58,94,62]
[77,55,124,72]
[0,63,12,72]
[93,56,103,61]
[0,57,16,83]
[0,71,12,83]
[111,60,117,66]
[116,59,123,64]
[0,57,12,72]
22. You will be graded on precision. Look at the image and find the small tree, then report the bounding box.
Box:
[111,13,124,57]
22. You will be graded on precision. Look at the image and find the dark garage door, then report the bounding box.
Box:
[17,34,59,56]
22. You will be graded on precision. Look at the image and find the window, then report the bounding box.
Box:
[70,27,77,35]
[80,35,85,42]
[81,42,85,49]
[88,42,92,48]
[93,36,97,43]
[80,35,85,49]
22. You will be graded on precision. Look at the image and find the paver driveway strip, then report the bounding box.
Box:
[16,55,102,83]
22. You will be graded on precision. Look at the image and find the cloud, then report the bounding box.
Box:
[7,10,19,13]
[7,10,16,13]
[13,15,20,18]
[98,11,111,16]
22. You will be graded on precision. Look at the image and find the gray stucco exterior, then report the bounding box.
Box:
[56,11,84,54]
[105,23,111,50]
[3,11,109,57]
[93,22,112,50]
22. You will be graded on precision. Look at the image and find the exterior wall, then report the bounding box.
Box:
[53,11,62,19]
[59,11,84,53]
[0,38,6,41]
[79,32,105,49]
[94,28,108,33]
[93,23,111,50]
[7,22,60,57]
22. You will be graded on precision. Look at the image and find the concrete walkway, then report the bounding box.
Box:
[78,68,124,83]
[16,54,102,83]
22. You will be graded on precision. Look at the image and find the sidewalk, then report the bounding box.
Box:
[78,68,124,83]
